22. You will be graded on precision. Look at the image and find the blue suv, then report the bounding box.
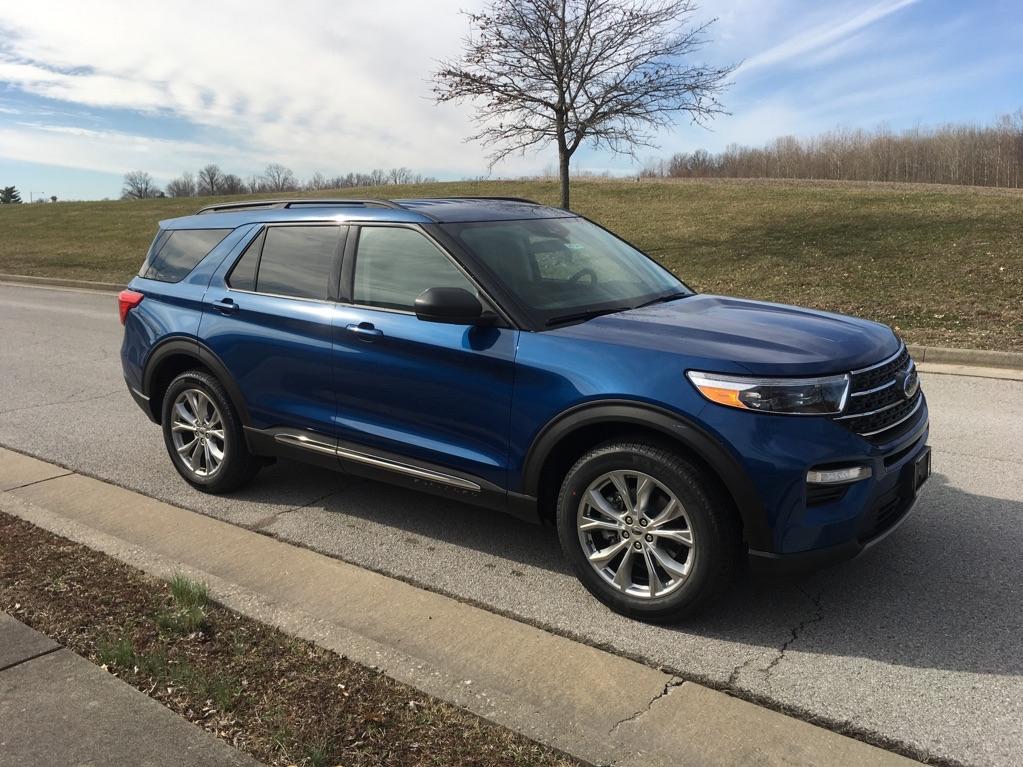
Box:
[120,197,930,621]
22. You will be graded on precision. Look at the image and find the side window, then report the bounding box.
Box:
[353,227,474,311]
[240,225,339,300]
[226,231,263,291]
[141,229,230,283]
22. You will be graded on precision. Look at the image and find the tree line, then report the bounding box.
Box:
[641,110,1023,188]
[0,186,58,204]
[121,163,437,200]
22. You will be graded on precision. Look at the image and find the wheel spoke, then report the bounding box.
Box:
[636,475,655,516]
[176,437,197,456]
[203,442,213,472]
[586,489,624,523]
[206,428,225,441]
[171,422,196,433]
[649,528,693,547]
[174,401,196,425]
[648,499,685,529]
[588,537,629,567]
[642,546,665,597]
[613,546,635,589]
[579,518,620,533]
[649,543,689,579]
[207,441,224,462]
[609,472,634,514]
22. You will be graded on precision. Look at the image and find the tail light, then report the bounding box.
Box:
[118,289,144,325]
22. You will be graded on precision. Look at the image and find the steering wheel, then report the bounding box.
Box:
[568,268,597,284]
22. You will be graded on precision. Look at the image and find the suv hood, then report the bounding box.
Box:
[558,294,900,376]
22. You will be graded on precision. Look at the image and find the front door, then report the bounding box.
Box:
[332,224,517,490]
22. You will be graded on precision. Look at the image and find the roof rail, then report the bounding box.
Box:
[393,196,543,206]
[194,199,405,215]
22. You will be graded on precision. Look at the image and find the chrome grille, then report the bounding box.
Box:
[834,345,924,444]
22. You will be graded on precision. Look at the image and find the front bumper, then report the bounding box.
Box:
[748,429,930,574]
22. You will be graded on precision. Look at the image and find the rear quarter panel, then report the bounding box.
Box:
[120,225,257,391]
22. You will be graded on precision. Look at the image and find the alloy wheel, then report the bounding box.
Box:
[170,388,226,478]
[576,470,695,599]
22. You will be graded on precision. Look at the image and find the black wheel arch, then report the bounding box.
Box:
[141,338,251,427]
[520,400,772,551]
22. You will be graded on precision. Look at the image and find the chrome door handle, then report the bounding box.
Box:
[210,297,239,314]
[345,322,383,340]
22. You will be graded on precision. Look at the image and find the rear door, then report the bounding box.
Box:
[201,223,345,440]
[332,224,517,489]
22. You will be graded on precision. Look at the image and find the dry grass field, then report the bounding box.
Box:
[0,178,1019,351]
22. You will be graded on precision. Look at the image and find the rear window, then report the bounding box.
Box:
[140,228,231,283]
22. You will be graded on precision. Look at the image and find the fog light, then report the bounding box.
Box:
[806,465,872,485]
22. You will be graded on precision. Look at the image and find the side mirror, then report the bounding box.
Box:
[414,287,483,325]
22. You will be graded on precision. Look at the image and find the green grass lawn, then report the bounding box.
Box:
[0,178,1020,351]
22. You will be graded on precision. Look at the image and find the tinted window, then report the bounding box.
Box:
[255,226,339,300]
[354,227,474,311]
[226,231,262,291]
[442,218,685,322]
[142,229,230,283]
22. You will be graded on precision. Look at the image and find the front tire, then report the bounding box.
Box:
[556,440,739,622]
[161,370,261,493]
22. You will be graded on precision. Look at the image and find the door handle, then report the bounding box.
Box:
[210,297,239,314]
[345,321,383,340]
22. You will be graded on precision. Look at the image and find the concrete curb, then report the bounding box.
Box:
[0,447,919,767]
[908,343,1023,371]
[0,273,124,293]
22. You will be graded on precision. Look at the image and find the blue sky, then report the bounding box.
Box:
[0,0,1020,200]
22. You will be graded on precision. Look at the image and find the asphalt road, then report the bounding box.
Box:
[1,282,1020,766]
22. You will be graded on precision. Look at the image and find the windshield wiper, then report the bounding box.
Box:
[632,291,690,310]
[545,307,628,327]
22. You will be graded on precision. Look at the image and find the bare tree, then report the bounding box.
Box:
[261,163,298,192]
[433,0,732,208]
[165,172,197,198]
[220,173,247,195]
[197,164,224,196]
[121,170,159,199]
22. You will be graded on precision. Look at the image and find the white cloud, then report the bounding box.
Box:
[0,0,513,180]
[734,0,920,77]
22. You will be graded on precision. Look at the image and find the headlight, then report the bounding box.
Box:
[686,371,850,415]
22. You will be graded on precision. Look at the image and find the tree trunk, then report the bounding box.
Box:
[558,147,571,210]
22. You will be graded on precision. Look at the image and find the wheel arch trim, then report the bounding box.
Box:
[520,400,771,550]
[141,337,252,426]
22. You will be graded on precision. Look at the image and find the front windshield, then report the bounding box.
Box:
[441,217,689,326]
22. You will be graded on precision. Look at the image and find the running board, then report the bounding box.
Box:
[273,433,481,492]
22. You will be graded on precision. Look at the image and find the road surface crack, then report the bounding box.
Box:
[0,389,123,415]
[251,489,342,532]
[608,676,684,736]
[763,588,824,681]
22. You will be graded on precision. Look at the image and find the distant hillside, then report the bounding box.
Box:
[0,178,1019,351]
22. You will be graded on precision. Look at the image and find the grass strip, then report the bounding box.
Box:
[0,511,581,767]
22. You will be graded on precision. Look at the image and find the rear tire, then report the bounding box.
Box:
[556,440,739,622]
[161,370,261,493]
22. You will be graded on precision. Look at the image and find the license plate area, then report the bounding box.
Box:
[911,446,931,494]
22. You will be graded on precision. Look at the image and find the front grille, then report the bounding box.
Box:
[833,345,924,445]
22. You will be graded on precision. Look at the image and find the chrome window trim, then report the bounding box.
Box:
[349,222,516,328]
